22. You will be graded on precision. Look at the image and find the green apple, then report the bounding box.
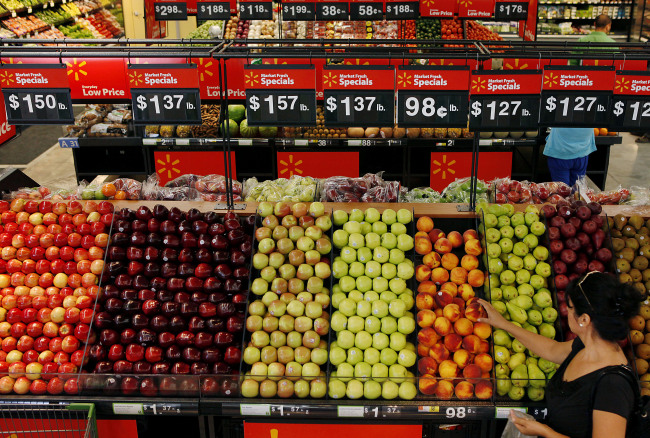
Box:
[330,346,347,366]
[347,347,364,365]
[389,363,408,381]
[349,261,365,278]
[355,361,372,381]
[339,298,357,317]
[372,363,389,382]
[396,209,412,224]
[398,316,415,334]
[389,278,407,294]
[355,331,373,350]
[381,316,398,334]
[364,291,379,302]
[363,348,380,365]
[349,209,364,223]
[346,379,364,400]
[399,381,417,400]
[329,379,347,399]
[372,221,388,235]
[372,276,389,292]
[373,246,390,263]
[391,223,407,235]
[530,221,546,236]
[337,330,355,349]
[514,225,529,240]
[340,246,357,264]
[253,253,269,270]
[360,222,372,235]
[372,300,389,318]
[337,363,354,381]
[489,258,504,275]
[389,249,405,265]
[333,229,349,249]
[398,349,416,368]
[332,260,349,278]
[333,292,347,308]
[390,332,407,351]
[499,238,513,254]
[400,293,414,310]
[533,246,549,261]
[397,262,414,280]
[513,242,529,257]
[380,233,397,250]
[356,300,372,318]
[380,291,398,303]
[365,232,381,249]
[332,210,348,226]
[365,315,381,333]
[356,276,372,292]
[382,380,400,400]
[363,262,381,280]
[357,247,372,264]
[389,299,406,318]
[382,209,397,225]
[373,332,390,350]
[523,254,537,271]
[397,234,414,252]
[381,263,397,280]
[510,212,525,227]
[331,311,348,332]
[380,348,398,366]
[364,208,381,224]
[484,213,498,228]
[348,233,365,249]
[523,234,539,250]
[347,316,365,333]
[348,290,364,303]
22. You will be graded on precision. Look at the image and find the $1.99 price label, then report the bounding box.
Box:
[610,71,650,130]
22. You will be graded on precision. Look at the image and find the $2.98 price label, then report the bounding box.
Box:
[154,1,188,20]
[4,89,74,125]
[131,89,201,124]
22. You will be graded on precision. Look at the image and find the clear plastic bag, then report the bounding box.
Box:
[501,410,536,438]
[492,177,533,204]
[573,175,630,205]
[140,174,198,201]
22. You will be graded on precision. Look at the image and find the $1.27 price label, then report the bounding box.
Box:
[469,97,540,130]
[197,1,230,19]
[4,89,74,124]
[131,90,201,124]
[540,93,609,126]
[611,71,650,130]
[154,1,188,20]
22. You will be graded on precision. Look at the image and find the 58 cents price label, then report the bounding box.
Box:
[324,91,394,126]
[4,89,74,124]
[132,89,201,124]
[540,92,610,127]
[469,96,540,130]
[154,1,188,20]
[246,91,316,126]
[197,2,230,20]
[350,2,383,20]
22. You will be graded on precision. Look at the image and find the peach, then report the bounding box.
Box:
[429,343,450,362]
[431,267,449,286]
[423,252,442,269]
[416,293,435,310]
[462,335,482,354]
[434,238,453,254]
[417,217,434,233]
[417,343,431,358]
[415,239,433,255]
[467,269,485,287]
[415,231,430,240]
[418,357,439,376]
[464,239,483,256]
[428,229,445,244]
[417,310,436,328]
[434,308,444,317]
[434,290,453,309]
[474,353,493,373]
[473,322,492,340]
[465,302,485,322]
[477,340,490,354]
[462,364,483,384]
[419,374,438,395]
[415,264,432,282]
[438,360,459,379]
[453,349,471,369]
[444,334,463,352]
[441,253,459,270]
[433,316,453,336]
[455,381,474,400]
[463,229,479,243]
[435,379,454,399]
[452,297,466,313]
[482,372,491,379]
[475,380,493,400]
[418,327,441,348]
[450,267,468,285]
[458,284,475,302]
[453,318,474,336]
[447,231,463,249]
[460,255,479,271]
[442,303,462,322]
[440,282,458,297]
[417,281,437,295]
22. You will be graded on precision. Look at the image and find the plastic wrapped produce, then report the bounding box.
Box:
[140,174,199,201]
[624,186,650,206]
[492,177,533,204]
[441,177,489,203]
[244,176,318,202]
[529,181,572,204]
[404,187,442,203]
[573,176,629,205]
[194,174,243,202]
[320,172,399,202]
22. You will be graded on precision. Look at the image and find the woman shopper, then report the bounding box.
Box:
[478,271,641,438]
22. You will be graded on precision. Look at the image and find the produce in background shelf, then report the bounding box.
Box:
[480,203,559,401]
[240,202,331,398]
[493,178,572,205]
[328,207,417,400]
[321,173,400,203]
[244,176,318,202]
[414,217,493,400]
[80,179,142,201]
[440,178,489,204]
[401,187,442,203]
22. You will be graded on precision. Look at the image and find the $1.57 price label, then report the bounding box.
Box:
[154,1,188,20]
[4,89,74,125]
[610,71,650,130]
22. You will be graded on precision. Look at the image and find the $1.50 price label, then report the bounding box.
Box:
[610,71,650,131]
[197,1,230,19]
[154,1,188,20]
[4,89,74,125]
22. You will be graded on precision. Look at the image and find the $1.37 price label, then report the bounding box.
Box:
[131,89,201,124]
[154,1,188,20]
[324,93,394,126]
[197,1,230,19]
[4,89,74,124]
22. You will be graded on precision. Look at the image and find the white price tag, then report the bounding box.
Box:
[240,404,271,416]
[237,139,252,146]
[496,407,527,419]
[142,139,157,146]
[347,139,362,146]
[294,139,308,146]
[112,403,144,415]
[176,139,190,146]
[337,406,364,417]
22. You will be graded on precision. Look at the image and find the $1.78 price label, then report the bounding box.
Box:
[494,1,528,20]
[246,91,316,126]
[4,89,74,124]
[324,92,395,126]
[131,89,201,124]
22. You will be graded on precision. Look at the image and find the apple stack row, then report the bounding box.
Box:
[480,203,560,402]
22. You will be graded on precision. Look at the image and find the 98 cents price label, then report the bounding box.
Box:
[397,92,468,127]
[246,91,316,126]
[316,2,348,20]
[385,2,418,19]
[611,96,650,130]
[154,1,188,20]
[281,2,315,20]
[469,96,540,130]
[324,91,394,126]
[239,1,273,19]
[4,89,74,124]
[197,2,230,20]
[131,89,201,124]
[350,2,383,20]
[540,92,610,127]
[494,1,528,20]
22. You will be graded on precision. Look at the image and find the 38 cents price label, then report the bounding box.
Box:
[316,2,349,20]
[350,2,383,20]
[154,1,188,20]
[281,2,315,20]
[494,1,528,20]
[132,89,201,124]
[4,89,74,124]
[239,1,273,19]
[385,1,418,19]
[197,1,230,19]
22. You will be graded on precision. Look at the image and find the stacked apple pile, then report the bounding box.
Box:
[481,204,558,401]
[240,202,332,399]
[90,205,253,397]
[541,201,609,339]
[0,199,110,395]
[414,218,493,400]
[328,208,418,401]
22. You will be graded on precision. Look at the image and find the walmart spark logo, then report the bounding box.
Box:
[397,72,412,88]
[66,58,87,81]
[431,154,456,180]
[543,72,558,88]
[323,72,338,87]
[157,154,181,179]
[614,77,630,93]
[459,0,472,7]
[505,59,529,70]
[471,77,486,93]
[196,58,214,82]
[279,154,303,177]
[0,71,15,87]
[244,72,259,87]
[344,59,370,66]
[263,59,288,65]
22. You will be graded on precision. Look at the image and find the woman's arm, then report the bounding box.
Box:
[509,412,570,438]
[478,299,573,364]
[592,411,627,438]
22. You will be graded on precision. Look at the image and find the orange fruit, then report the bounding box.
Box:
[599,128,608,136]
[114,190,127,200]
[594,128,600,136]
[101,183,116,197]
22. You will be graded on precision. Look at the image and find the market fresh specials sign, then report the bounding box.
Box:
[611,70,650,130]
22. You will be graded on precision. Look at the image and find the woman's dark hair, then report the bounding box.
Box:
[567,271,642,342]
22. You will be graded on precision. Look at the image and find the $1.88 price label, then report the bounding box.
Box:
[324,91,395,126]
[385,2,418,19]
[131,89,201,124]
[4,89,74,124]
[246,91,316,126]
[469,96,540,130]
[197,1,230,19]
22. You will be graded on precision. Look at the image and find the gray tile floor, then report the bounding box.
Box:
[15,132,650,193]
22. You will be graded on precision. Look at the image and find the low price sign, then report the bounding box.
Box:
[397,65,470,127]
[469,70,542,131]
[323,65,395,126]
[128,64,202,124]
[611,71,650,131]
[244,65,317,126]
[540,66,615,127]
[0,64,74,124]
